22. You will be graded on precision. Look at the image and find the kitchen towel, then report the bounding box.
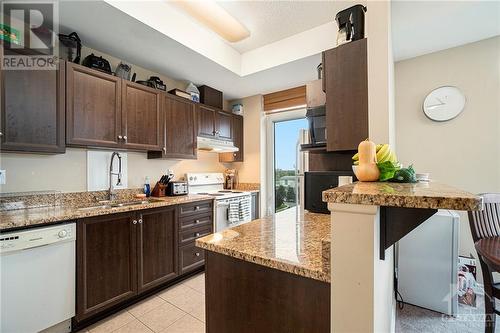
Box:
[228,202,240,224]
[239,197,251,221]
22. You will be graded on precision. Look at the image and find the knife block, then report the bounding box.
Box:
[151,182,167,197]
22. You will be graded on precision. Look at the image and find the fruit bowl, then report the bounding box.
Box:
[352,165,359,178]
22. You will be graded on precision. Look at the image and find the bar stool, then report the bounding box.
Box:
[468,193,500,333]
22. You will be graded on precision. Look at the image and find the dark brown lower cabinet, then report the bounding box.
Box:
[76,212,137,322]
[137,207,178,293]
[76,201,213,327]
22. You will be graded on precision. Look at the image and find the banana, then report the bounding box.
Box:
[353,160,359,165]
[352,152,359,161]
[376,144,383,151]
[376,144,391,163]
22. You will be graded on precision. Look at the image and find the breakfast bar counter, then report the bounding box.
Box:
[323,181,482,333]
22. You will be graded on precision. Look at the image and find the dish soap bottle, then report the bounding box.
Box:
[144,176,151,197]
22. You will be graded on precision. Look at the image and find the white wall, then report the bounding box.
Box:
[395,36,500,270]
[228,95,267,216]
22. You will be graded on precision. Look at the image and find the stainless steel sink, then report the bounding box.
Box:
[77,205,112,211]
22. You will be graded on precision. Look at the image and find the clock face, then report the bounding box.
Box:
[423,86,466,122]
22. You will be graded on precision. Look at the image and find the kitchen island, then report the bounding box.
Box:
[323,181,482,333]
[196,209,332,333]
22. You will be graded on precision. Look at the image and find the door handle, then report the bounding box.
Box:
[118,135,123,140]
[132,220,137,225]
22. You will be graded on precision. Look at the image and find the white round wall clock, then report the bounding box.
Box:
[422,86,466,122]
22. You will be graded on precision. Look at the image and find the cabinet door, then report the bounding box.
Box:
[164,95,197,159]
[216,110,232,140]
[122,81,162,151]
[1,60,65,153]
[66,63,122,148]
[219,114,243,162]
[76,213,137,322]
[137,207,178,293]
[197,105,216,137]
[324,39,368,151]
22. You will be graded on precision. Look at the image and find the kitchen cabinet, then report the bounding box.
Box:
[66,63,162,151]
[216,109,232,140]
[148,94,197,159]
[66,62,122,148]
[137,207,178,293]
[197,105,232,140]
[0,59,65,153]
[121,81,163,151]
[177,200,213,275]
[76,212,137,322]
[197,104,216,137]
[76,202,213,326]
[219,114,244,162]
[323,38,368,151]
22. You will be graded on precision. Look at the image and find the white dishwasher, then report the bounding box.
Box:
[0,223,76,333]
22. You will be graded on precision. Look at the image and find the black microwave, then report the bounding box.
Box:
[304,171,355,214]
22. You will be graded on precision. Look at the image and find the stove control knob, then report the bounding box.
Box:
[58,230,68,238]
[189,176,193,181]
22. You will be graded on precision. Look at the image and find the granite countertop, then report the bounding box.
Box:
[0,194,213,232]
[196,209,331,283]
[234,182,260,193]
[322,181,482,211]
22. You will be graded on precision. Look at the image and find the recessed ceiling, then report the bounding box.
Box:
[58,0,322,100]
[217,1,341,53]
[392,0,500,61]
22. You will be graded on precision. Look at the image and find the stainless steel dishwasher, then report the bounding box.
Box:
[0,222,76,333]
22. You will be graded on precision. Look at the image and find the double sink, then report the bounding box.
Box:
[77,198,163,211]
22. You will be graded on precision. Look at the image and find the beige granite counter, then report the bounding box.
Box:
[0,194,213,232]
[322,181,482,211]
[196,209,331,282]
[234,182,260,192]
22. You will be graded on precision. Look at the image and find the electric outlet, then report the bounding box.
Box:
[0,170,6,185]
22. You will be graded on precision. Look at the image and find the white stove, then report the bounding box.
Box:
[186,173,252,232]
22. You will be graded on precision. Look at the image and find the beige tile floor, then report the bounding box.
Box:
[78,273,206,333]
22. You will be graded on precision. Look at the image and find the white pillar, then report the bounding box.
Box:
[329,203,396,333]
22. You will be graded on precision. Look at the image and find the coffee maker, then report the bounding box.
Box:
[335,4,367,45]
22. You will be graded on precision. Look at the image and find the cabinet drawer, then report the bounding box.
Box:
[179,224,212,246]
[179,243,205,274]
[178,201,213,217]
[179,213,212,230]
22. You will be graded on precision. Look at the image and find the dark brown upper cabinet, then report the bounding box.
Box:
[323,38,368,151]
[137,207,178,293]
[197,105,232,140]
[148,94,197,160]
[197,104,217,137]
[1,59,65,153]
[66,62,122,148]
[216,109,232,140]
[121,81,162,151]
[76,212,137,322]
[66,63,162,151]
[219,114,243,162]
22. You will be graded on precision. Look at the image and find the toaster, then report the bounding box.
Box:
[167,181,188,196]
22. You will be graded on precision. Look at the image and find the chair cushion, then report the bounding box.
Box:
[475,237,500,271]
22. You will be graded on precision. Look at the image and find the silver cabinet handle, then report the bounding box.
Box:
[195,232,200,237]
[0,131,3,137]
[123,136,127,141]
[195,252,200,257]
[195,219,200,224]
[233,153,237,157]
[132,220,137,224]
[195,206,200,211]
[138,218,143,224]
[118,135,123,140]
[163,147,166,152]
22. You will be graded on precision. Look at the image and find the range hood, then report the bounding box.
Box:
[197,136,239,153]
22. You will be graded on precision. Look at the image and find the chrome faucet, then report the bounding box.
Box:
[109,152,122,201]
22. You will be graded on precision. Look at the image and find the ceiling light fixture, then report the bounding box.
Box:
[170,0,250,43]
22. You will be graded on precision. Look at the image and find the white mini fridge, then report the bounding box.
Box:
[397,210,459,316]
